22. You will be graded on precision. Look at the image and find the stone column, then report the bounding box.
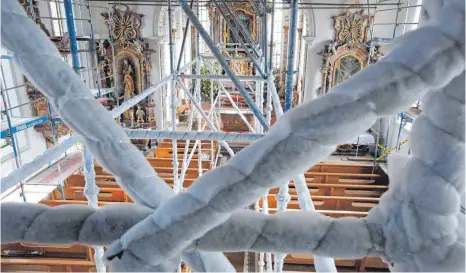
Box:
[146,36,164,130]
[294,27,303,106]
[161,39,172,130]
[299,41,308,104]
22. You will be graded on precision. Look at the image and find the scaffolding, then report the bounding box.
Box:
[354,0,423,169]
[0,0,116,203]
[1,1,426,272]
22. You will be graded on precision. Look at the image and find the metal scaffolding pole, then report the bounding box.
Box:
[63,1,105,271]
[195,0,203,179]
[167,0,180,193]
[176,0,194,72]
[179,93,222,184]
[176,79,235,156]
[176,0,269,129]
[0,84,26,202]
[203,60,256,133]
[178,0,196,191]
[283,0,299,112]
[179,74,262,80]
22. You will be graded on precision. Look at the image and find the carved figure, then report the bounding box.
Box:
[134,39,143,55]
[123,60,135,100]
[136,105,145,123]
[98,42,107,57]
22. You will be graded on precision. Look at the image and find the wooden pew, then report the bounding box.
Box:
[154,147,212,159]
[307,162,379,175]
[158,141,215,149]
[1,239,95,272]
[40,199,114,207]
[93,165,207,179]
[0,258,96,272]
[146,158,210,169]
[51,187,130,202]
[301,172,382,184]
[262,194,380,212]
[66,174,197,188]
[269,183,388,198]
[285,254,388,270]
[92,157,211,170]
[1,243,91,260]
[260,208,369,218]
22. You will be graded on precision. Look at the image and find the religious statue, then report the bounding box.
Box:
[98,42,107,57]
[328,41,337,54]
[134,39,143,55]
[123,59,135,101]
[370,44,384,63]
[136,105,145,124]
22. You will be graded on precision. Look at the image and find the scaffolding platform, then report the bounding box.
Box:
[90,87,114,97]
[1,151,82,203]
[0,115,48,139]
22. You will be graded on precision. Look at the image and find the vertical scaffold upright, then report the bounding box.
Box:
[62,0,106,271]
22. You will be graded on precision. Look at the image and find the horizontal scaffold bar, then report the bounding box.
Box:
[179,75,263,81]
[201,55,259,61]
[1,128,265,194]
[125,129,264,141]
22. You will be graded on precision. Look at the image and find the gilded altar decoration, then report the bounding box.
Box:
[108,6,142,49]
[99,5,156,130]
[221,3,257,76]
[17,1,72,146]
[19,0,51,37]
[334,9,371,45]
[318,9,381,94]
[136,105,145,124]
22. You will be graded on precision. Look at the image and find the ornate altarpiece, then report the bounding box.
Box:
[18,0,72,147]
[318,9,382,95]
[100,5,156,129]
[220,4,258,76]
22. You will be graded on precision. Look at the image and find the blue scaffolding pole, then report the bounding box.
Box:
[63,1,105,271]
[1,88,26,202]
[283,0,299,112]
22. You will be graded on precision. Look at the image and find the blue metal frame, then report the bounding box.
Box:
[63,0,80,72]
[0,115,48,139]
[268,0,275,72]
[283,0,299,111]
[86,1,102,97]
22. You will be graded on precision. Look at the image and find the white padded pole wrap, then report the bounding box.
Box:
[0,0,234,271]
[0,0,464,272]
[101,0,464,270]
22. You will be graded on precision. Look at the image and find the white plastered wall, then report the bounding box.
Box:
[0,54,47,179]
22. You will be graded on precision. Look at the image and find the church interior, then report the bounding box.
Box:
[0,0,464,272]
